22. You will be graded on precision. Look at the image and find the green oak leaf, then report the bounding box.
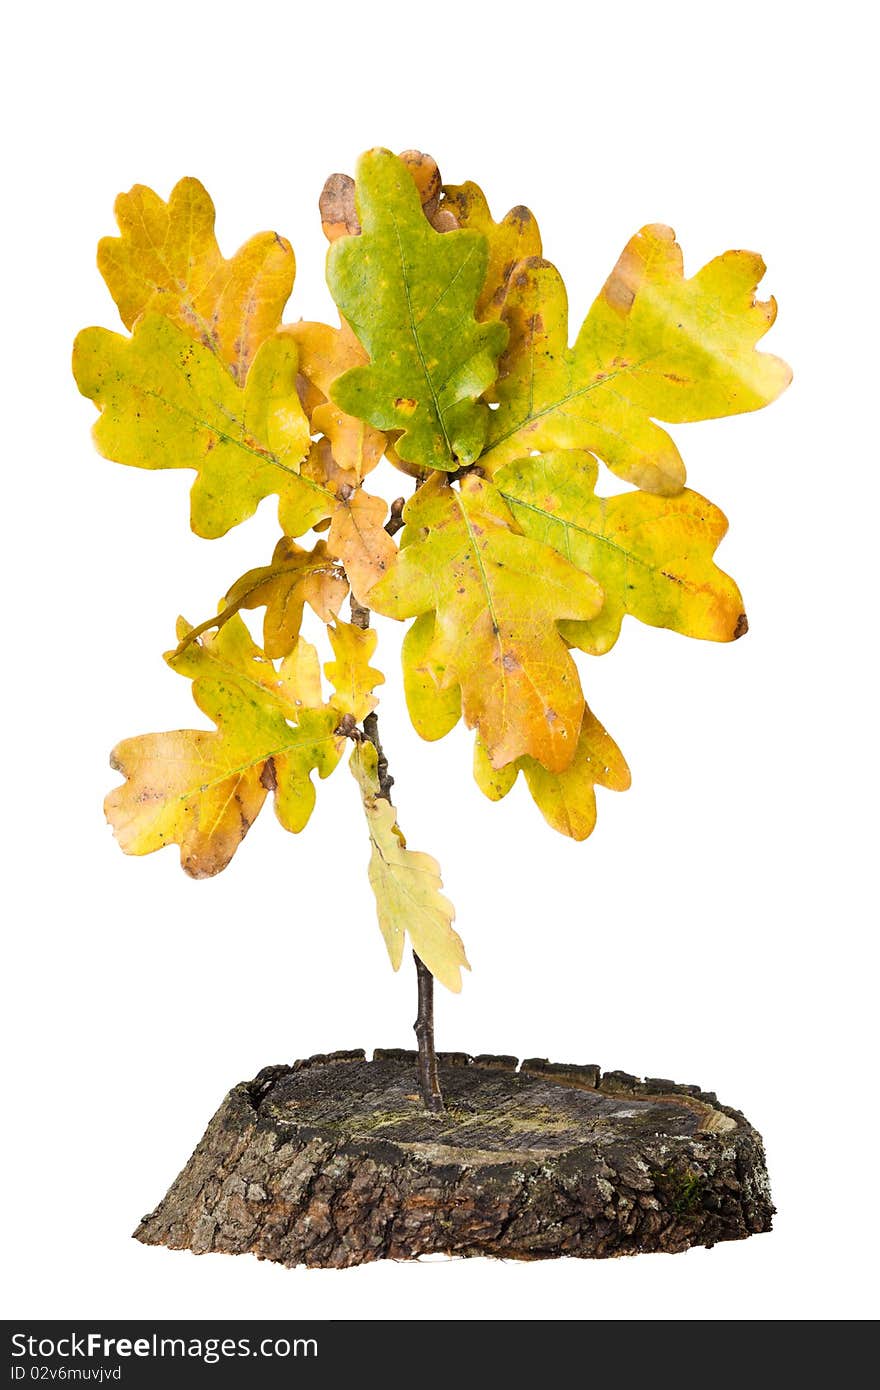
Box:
[327,148,508,472]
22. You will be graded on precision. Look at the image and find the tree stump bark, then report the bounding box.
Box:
[134,1051,773,1268]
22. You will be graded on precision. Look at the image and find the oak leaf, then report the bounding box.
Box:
[324,621,385,721]
[474,706,630,841]
[105,616,345,877]
[351,742,468,991]
[283,317,385,482]
[327,488,398,604]
[401,613,462,741]
[368,474,603,771]
[327,147,508,472]
[98,177,294,384]
[439,181,542,319]
[495,450,744,654]
[174,538,348,661]
[482,225,791,493]
[73,314,326,538]
[279,636,325,711]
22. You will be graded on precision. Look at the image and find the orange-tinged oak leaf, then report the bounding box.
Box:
[98,177,294,384]
[324,621,385,721]
[283,318,386,482]
[351,741,468,991]
[171,538,347,661]
[327,489,398,605]
[474,706,630,841]
[482,226,791,493]
[73,314,325,538]
[495,450,745,654]
[105,616,344,877]
[368,474,603,771]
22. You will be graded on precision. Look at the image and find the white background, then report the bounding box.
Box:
[3,0,876,1322]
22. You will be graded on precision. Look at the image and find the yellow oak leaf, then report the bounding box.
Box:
[327,488,398,605]
[495,450,745,654]
[350,741,468,991]
[439,181,542,318]
[482,226,791,494]
[105,616,345,877]
[283,318,385,481]
[106,730,269,881]
[324,621,385,721]
[73,314,326,539]
[472,736,518,802]
[98,177,295,384]
[250,539,348,657]
[474,706,630,841]
[402,613,462,741]
[368,474,603,771]
[327,148,508,472]
[279,636,325,711]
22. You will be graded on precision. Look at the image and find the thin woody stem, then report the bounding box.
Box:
[350,593,444,1113]
[413,954,443,1112]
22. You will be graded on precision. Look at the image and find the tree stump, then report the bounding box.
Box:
[134,1051,773,1268]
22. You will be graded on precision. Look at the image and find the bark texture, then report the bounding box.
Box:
[134,1051,773,1268]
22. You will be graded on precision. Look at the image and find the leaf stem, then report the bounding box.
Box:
[350,594,444,1113]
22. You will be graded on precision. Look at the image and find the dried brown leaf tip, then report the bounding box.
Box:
[320,151,458,243]
[320,173,360,242]
[398,150,458,230]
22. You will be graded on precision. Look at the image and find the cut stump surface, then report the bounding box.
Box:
[135,1051,773,1268]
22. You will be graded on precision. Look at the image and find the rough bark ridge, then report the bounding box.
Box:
[134,1052,773,1269]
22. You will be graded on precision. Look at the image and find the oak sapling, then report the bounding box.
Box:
[74,147,790,1118]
